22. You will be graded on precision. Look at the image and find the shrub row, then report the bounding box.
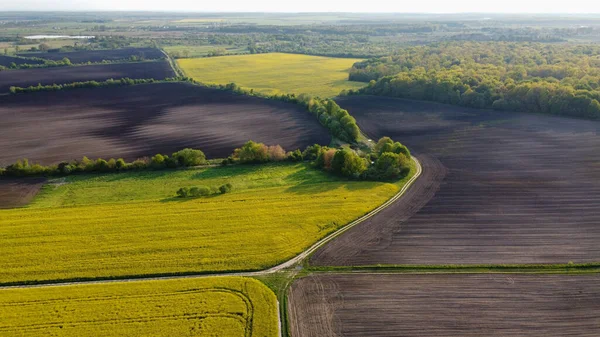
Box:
[8,77,183,94]
[0,148,205,177]
[1,138,411,182]
[176,183,233,198]
[0,54,164,71]
[0,57,71,71]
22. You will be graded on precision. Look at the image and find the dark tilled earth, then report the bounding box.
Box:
[0,82,331,166]
[0,178,46,208]
[289,274,600,337]
[0,60,174,93]
[17,48,165,64]
[311,96,600,265]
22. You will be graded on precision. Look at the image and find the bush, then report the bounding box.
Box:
[177,184,230,198]
[233,141,269,163]
[115,158,127,170]
[219,183,233,194]
[302,144,322,161]
[331,149,367,178]
[189,185,211,197]
[172,148,206,167]
[367,152,410,180]
[374,137,410,157]
[151,154,166,168]
[287,149,303,162]
[176,187,190,198]
[267,145,286,161]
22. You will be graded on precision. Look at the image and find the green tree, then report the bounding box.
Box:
[172,148,206,167]
[233,141,269,163]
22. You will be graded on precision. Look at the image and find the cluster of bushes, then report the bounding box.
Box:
[305,137,411,180]
[0,148,205,177]
[9,77,184,94]
[221,141,304,166]
[349,42,600,119]
[176,183,233,198]
[222,139,411,181]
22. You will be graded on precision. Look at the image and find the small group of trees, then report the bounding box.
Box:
[304,136,411,180]
[1,148,205,178]
[231,141,287,163]
[176,183,233,198]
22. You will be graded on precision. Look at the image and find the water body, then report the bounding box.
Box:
[24,35,95,40]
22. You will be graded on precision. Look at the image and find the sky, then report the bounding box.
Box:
[2,0,600,13]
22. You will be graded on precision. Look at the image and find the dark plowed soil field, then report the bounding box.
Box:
[0,61,174,93]
[312,96,600,265]
[0,82,330,166]
[0,55,44,67]
[0,178,45,209]
[17,47,164,63]
[289,274,600,337]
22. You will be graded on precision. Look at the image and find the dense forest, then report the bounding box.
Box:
[349,42,600,119]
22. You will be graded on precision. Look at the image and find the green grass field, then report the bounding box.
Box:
[177,53,365,97]
[0,277,278,337]
[0,162,415,284]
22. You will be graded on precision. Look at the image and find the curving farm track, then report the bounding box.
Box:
[311,96,600,265]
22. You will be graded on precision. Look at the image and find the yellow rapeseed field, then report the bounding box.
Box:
[0,277,278,336]
[177,53,365,97]
[0,162,415,284]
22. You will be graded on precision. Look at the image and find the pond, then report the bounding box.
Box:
[24,35,95,39]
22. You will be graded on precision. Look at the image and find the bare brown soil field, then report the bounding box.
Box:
[0,178,45,208]
[0,61,175,93]
[17,47,165,64]
[0,82,330,166]
[312,96,600,265]
[0,55,44,67]
[289,273,600,337]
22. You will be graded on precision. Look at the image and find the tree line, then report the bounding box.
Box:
[1,139,412,182]
[1,148,206,178]
[347,42,600,119]
[8,77,183,94]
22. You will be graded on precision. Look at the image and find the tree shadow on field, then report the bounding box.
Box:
[159,193,222,203]
[284,166,383,195]
[68,169,178,183]
[188,164,268,180]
